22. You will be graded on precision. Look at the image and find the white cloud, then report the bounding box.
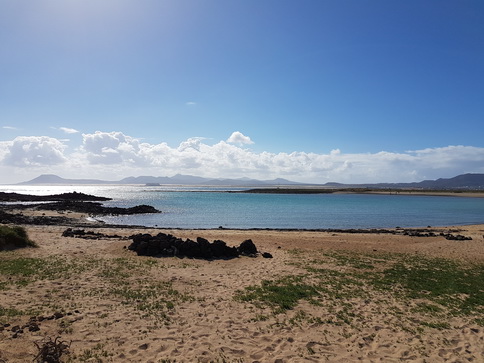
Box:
[2,126,19,130]
[81,131,143,165]
[1,136,67,167]
[226,131,254,145]
[59,127,79,134]
[1,131,484,184]
[178,137,204,152]
[186,101,197,106]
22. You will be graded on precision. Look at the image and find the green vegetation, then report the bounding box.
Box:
[375,255,484,315]
[0,253,193,322]
[0,225,36,250]
[93,257,193,320]
[110,280,190,319]
[236,275,319,313]
[0,256,88,287]
[236,250,484,329]
[74,343,113,362]
[0,305,26,318]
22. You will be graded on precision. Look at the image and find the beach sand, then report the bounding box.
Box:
[1,220,484,362]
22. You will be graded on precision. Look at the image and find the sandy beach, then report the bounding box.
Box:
[1,216,484,362]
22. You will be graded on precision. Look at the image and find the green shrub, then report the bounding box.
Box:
[0,225,36,250]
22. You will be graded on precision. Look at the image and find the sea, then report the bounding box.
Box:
[1,185,484,229]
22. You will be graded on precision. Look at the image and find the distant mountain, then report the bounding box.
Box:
[19,174,304,186]
[323,173,484,190]
[18,174,112,185]
[411,174,484,189]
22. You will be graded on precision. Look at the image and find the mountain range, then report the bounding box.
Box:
[18,174,302,187]
[16,173,484,189]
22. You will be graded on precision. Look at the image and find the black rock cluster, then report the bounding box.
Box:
[441,233,473,241]
[38,201,160,215]
[0,210,71,226]
[62,228,127,240]
[127,232,272,259]
[0,191,110,202]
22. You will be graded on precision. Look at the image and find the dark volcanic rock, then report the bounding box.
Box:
[0,191,110,202]
[0,210,72,226]
[36,201,160,215]
[62,228,126,240]
[127,233,263,260]
[238,239,258,256]
[440,233,472,241]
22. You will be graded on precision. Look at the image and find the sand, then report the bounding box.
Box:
[1,220,484,362]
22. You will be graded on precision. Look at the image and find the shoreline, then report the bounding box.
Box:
[238,188,484,198]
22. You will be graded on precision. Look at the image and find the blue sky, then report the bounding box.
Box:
[1,0,483,184]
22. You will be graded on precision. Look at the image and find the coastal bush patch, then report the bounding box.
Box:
[0,225,36,250]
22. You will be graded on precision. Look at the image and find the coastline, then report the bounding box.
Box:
[1,209,484,362]
[240,188,484,198]
[346,190,484,198]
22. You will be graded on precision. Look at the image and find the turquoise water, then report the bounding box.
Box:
[2,185,483,229]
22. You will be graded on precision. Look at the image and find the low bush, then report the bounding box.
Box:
[0,225,36,250]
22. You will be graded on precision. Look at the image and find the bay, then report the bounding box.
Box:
[1,185,484,229]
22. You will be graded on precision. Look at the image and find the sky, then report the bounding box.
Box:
[1,0,483,184]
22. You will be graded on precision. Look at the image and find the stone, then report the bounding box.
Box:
[238,239,258,256]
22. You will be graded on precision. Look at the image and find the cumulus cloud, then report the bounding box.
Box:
[227,131,254,145]
[1,131,484,184]
[1,136,67,167]
[178,137,204,152]
[81,131,143,165]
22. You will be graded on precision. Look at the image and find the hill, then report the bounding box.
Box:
[355,173,484,190]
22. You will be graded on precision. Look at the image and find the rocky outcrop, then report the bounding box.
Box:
[41,201,160,215]
[5,201,160,216]
[0,191,111,202]
[127,233,267,259]
[440,233,472,241]
[62,228,128,240]
[0,210,72,226]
